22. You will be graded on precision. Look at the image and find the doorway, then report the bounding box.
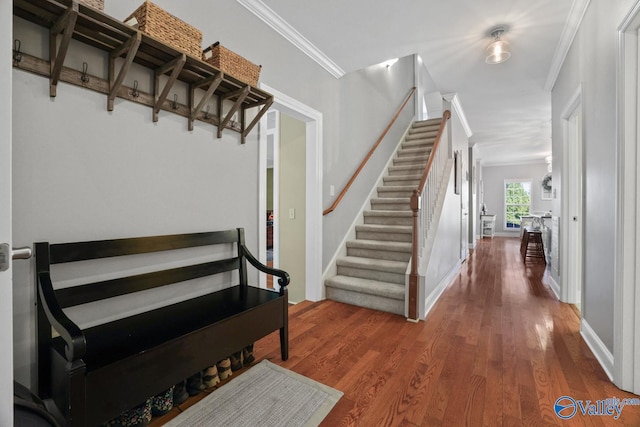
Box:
[561,86,584,311]
[258,84,323,303]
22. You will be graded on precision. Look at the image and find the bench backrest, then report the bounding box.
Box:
[35,228,250,310]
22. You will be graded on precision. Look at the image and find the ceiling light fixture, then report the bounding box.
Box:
[381,58,399,68]
[485,27,511,64]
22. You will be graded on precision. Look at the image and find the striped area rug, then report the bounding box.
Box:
[164,360,343,427]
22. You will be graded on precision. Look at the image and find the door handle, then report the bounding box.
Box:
[12,246,32,260]
[0,244,32,272]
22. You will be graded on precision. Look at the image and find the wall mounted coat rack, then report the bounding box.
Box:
[13,0,273,143]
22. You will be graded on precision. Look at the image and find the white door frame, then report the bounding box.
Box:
[615,1,640,394]
[259,110,280,284]
[560,85,584,307]
[258,84,323,302]
[1,0,14,423]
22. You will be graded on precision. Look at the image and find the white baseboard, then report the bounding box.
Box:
[548,275,561,300]
[581,319,614,382]
[423,261,461,319]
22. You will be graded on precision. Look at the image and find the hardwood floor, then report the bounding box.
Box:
[253,237,640,426]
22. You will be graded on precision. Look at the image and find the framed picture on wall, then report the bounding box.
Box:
[541,173,552,200]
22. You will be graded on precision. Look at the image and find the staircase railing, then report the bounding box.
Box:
[408,110,452,320]
[323,87,417,216]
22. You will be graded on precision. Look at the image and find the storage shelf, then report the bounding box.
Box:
[13,0,273,142]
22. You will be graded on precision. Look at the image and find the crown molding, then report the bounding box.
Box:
[544,0,591,91]
[442,93,473,138]
[237,0,345,78]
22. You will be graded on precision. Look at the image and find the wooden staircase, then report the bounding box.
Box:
[325,118,443,315]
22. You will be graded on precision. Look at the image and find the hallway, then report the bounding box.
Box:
[257,237,640,426]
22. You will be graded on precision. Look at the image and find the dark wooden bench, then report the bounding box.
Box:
[34,228,289,426]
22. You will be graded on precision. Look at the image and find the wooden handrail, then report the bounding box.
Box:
[408,109,451,321]
[323,87,417,216]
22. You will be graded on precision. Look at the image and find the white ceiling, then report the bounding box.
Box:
[245,0,580,165]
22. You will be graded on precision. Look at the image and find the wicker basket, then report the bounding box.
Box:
[203,42,261,86]
[80,0,104,10]
[125,1,202,58]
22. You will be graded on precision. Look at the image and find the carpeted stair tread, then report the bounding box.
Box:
[346,239,412,252]
[325,275,405,300]
[355,223,412,232]
[378,185,416,192]
[397,146,431,155]
[337,256,408,273]
[369,197,411,205]
[363,210,413,218]
[384,173,422,181]
[412,118,441,127]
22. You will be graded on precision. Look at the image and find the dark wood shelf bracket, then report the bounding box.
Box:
[49,1,78,97]
[188,73,223,131]
[153,54,186,122]
[242,96,273,144]
[108,32,142,111]
[218,85,249,138]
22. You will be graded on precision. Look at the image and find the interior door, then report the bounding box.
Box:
[567,105,584,310]
[1,0,14,422]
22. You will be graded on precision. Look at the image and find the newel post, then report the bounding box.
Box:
[408,190,420,321]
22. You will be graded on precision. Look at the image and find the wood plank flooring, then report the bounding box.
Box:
[151,237,639,426]
[256,237,640,426]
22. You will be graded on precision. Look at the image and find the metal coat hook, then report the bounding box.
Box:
[13,39,22,65]
[80,62,90,83]
[172,94,179,110]
[204,105,211,120]
[131,80,140,98]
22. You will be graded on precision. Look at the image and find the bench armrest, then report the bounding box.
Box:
[37,272,86,362]
[240,244,290,295]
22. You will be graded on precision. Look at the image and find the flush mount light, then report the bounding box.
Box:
[486,27,511,64]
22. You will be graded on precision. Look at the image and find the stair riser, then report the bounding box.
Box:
[370,203,410,211]
[387,169,424,177]
[325,287,404,315]
[377,190,414,198]
[356,230,412,242]
[337,266,405,285]
[397,149,431,158]
[406,132,438,140]
[393,158,427,167]
[402,139,435,148]
[363,216,413,226]
[383,177,421,186]
[347,247,412,262]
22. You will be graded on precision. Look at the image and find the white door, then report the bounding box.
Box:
[564,95,584,310]
[1,0,14,423]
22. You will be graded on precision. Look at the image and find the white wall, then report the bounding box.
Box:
[481,163,553,235]
[421,106,470,315]
[321,56,416,266]
[551,0,638,354]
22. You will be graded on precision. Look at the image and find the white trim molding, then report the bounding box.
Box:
[544,0,591,91]
[237,0,345,78]
[422,261,460,320]
[581,320,614,382]
[615,0,640,395]
[442,93,472,138]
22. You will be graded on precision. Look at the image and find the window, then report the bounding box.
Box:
[504,180,531,229]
